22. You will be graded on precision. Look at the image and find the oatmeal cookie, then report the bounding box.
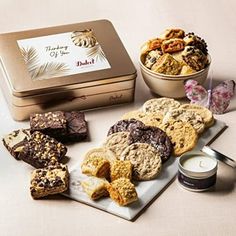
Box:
[121,143,162,180]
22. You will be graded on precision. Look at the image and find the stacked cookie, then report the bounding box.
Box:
[2,110,88,199]
[141,28,209,75]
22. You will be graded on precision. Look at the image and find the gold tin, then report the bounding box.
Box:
[0,20,136,120]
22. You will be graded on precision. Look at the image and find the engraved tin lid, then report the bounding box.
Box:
[0,20,136,97]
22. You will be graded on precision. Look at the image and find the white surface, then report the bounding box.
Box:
[0,0,236,235]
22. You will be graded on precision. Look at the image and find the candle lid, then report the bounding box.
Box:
[178,151,218,178]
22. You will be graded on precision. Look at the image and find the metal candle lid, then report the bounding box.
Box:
[178,151,218,179]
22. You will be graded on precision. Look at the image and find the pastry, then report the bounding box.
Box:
[163,108,205,134]
[120,143,162,180]
[83,147,117,165]
[160,119,198,156]
[18,131,67,168]
[160,28,185,40]
[180,64,196,75]
[110,160,132,182]
[161,38,185,53]
[143,98,181,115]
[182,46,208,71]
[144,49,163,69]
[81,153,110,178]
[30,111,67,138]
[103,132,130,159]
[128,126,172,163]
[180,103,214,127]
[30,164,69,199]
[107,119,145,136]
[183,32,208,55]
[141,38,163,54]
[81,177,109,200]
[2,129,30,160]
[151,53,182,75]
[63,111,88,142]
[107,178,138,206]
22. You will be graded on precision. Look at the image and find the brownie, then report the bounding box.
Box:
[2,129,31,160]
[63,111,88,142]
[30,111,67,138]
[30,164,69,199]
[129,126,173,162]
[19,131,67,168]
[107,119,145,136]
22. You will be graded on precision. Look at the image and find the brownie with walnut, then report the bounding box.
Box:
[19,131,67,168]
[30,164,69,199]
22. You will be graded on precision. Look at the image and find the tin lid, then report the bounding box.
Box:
[0,20,136,97]
[178,151,218,179]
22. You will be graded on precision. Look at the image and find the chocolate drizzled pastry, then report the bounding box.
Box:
[129,126,173,162]
[2,129,30,160]
[30,164,69,199]
[19,131,67,168]
[107,119,145,136]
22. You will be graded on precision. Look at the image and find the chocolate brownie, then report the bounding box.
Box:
[129,126,173,162]
[19,131,67,168]
[30,111,67,138]
[2,129,31,160]
[63,111,88,142]
[30,164,69,199]
[107,119,145,136]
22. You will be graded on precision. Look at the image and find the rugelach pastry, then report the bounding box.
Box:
[129,126,172,163]
[107,178,138,206]
[104,132,130,159]
[81,177,109,200]
[63,111,88,142]
[107,119,145,136]
[161,38,185,53]
[81,154,110,178]
[151,53,182,75]
[19,131,67,168]
[160,28,185,40]
[110,160,132,182]
[143,98,181,115]
[30,164,69,199]
[141,38,163,54]
[30,111,67,138]
[160,119,198,156]
[2,129,30,160]
[121,143,162,180]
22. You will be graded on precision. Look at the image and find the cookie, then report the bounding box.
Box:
[138,112,164,128]
[182,46,208,71]
[160,29,185,40]
[121,110,147,121]
[107,119,145,136]
[160,119,198,156]
[107,178,138,206]
[103,132,130,159]
[180,103,214,127]
[128,126,172,162]
[163,108,205,134]
[161,38,185,53]
[143,98,181,115]
[151,53,182,75]
[184,32,208,55]
[144,49,163,69]
[120,143,162,180]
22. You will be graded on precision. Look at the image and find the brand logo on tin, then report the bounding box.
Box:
[76,58,95,67]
